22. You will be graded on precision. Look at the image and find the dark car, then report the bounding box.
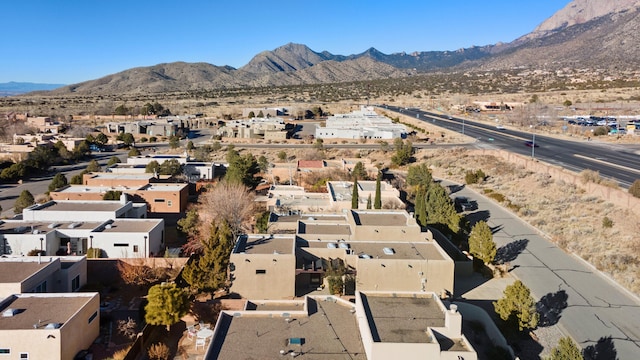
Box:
[454,197,477,212]
[524,141,539,148]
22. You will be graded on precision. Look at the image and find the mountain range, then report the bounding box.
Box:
[38,0,640,96]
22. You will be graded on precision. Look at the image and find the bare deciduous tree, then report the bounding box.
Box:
[200,181,255,242]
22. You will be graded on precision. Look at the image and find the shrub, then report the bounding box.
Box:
[593,126,609,136]
[629,180,640,198]
[87,248,103,258]
[327,276,344,295]
[112,346,132,360]
[488,192,506,203]
[148,343,171,360]
[149,136,157,142]
[602,216,614,229]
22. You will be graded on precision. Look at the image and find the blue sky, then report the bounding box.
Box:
[2,0,568,84]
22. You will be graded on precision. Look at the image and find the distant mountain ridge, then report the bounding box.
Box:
[0,82,65,96]
[41,0,640,96]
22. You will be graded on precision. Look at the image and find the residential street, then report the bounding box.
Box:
[442,179,640,359]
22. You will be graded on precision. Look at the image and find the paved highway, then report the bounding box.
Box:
[382,106,640,188]
[445,180,640,359]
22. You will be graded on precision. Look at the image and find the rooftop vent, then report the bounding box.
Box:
[47,223,60,229]
[2,308,21,317]
[327,243,338,249]
[14,226,27,233]
[44,322,62,329]
[68,222,82,229]
[383,247,395,255]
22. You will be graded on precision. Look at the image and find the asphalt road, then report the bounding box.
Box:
[444,179,640,359]
[0,150,131,218]
[383,106,640,188]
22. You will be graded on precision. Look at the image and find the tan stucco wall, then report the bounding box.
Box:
[351,258,453,294]
[230,253,297,299]
[0,294,99,360]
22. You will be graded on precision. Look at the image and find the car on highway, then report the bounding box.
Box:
[524,141,539,148]
[496,125,505,130]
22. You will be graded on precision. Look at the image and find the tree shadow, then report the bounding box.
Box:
[447,184,465,194]
[465,210,490,227]
[583,336,618,360]
[490,224,504,235]
[495,239,529,265]
[536,289,568,327]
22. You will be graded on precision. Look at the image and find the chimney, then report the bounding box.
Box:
[445,304,462,337]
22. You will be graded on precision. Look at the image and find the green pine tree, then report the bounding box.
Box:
[374,172,382,209]
[494,280,539,331]
[48,173,68,192]
[351,178,359,209]
[545,337,583,360]
[415,186,427,227]
[144,283,190,331]
[425,184,461,234]
[469,221,497,265]
[366,194,372,209]
[14,190,35,214]
[182,219,234,297]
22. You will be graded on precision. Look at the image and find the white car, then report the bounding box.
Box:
[496,125,505,130]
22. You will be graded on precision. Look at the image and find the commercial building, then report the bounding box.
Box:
[216,117,288,140]
[0,292,100,360]
[315,106,407,140]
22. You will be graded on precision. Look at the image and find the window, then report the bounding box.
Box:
[20,353,28,359]
[88,311,97,324]
[72,275,80,292]
[256,269,266,274]
[133,245,139,253]
[0,349,10,355]
[33,281,47,293]
[154,198,165,203]
[167,200,173,207]
[114,243,129,247]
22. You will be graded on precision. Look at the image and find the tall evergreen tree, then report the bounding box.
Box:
[494,280,539,331]
[182,219,234,296]
[424,184,460,234]
[374,172,382,209]
[468,221,496,265]
[351,178,359,209]
[144,283,190,331]
[366,194,372,209]
[415,186,427,227]
[406,163,433,189]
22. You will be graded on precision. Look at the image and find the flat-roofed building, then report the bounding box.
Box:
[230,235,296,299]
[0,256,87,299]
[229,210,454,299]
[50,183,189,214]
[1,200,164,258]
[82,172,156,188]
[206,296,366,359]
[315,106,407,140]
[327,181,404,210]
[0,292,100,360]
[355,291,476,360]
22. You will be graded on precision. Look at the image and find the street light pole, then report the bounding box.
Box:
[462,118,465,135]
[532,131,536,159]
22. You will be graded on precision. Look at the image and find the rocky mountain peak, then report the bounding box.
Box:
[531,0,640,36]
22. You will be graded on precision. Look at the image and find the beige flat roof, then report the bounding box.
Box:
[361,293,445,343]
[233,236,294,255]
[299,223,352,236]
[352,211,408,226]
[41,201,125,212]
[0,262,51,283]
[0,294,95,330]
[210,298,366,359]
[97,219,161,233]
[0,221,100,234]
[304,241,445,261]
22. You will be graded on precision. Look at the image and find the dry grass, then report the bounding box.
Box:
[423,148,640,296]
